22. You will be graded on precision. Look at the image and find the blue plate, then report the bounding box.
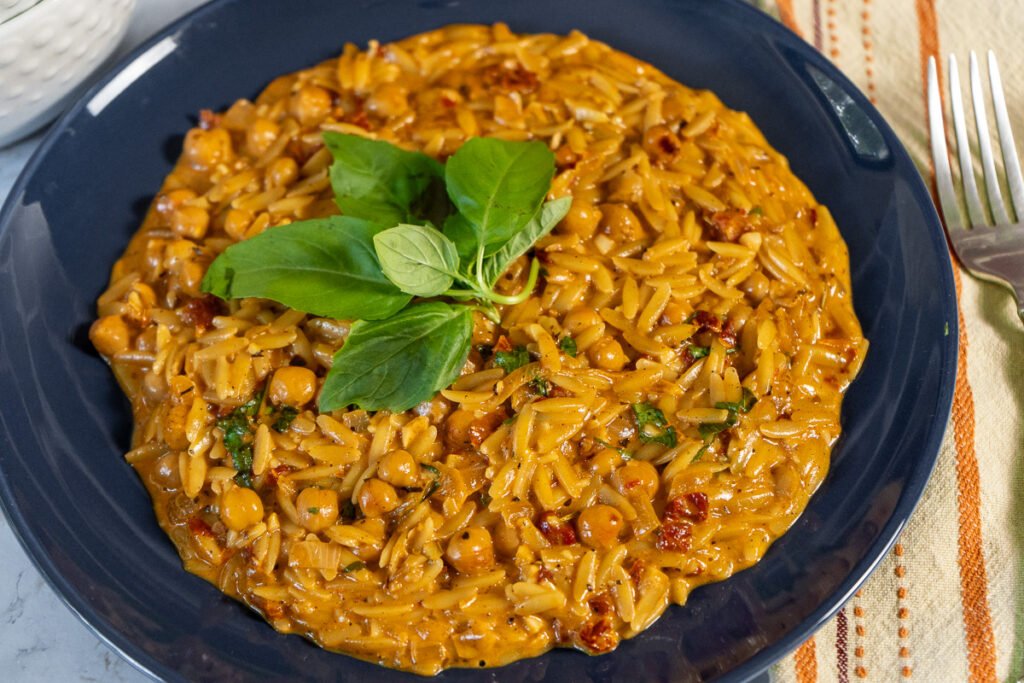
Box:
[0,0,957,680]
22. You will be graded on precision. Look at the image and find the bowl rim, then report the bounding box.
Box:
[0,0,958,681]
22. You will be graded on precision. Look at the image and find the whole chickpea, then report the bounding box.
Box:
[562,306,601,335]
[492,518,520,558]
[615,460,659,498]
[220,486,264,532]
[170,205,210,240]
[358,478,399,517]
[184,127,233,170]
[223,208,252,241]
[561,202,602,239]
[365,83,408,118]
[156,188,197,218]
[445,526,495,574]
[376,449,419,488]
[598,203,646,242]
[588,337,628,371]
[295,487,340,532]
[268,366,317,407]
[90,314,131,356]
[588,447,623,477]
[290,85,333,126]
[265,156,299,188]
[246,117,280,156]
[576,505,624,549]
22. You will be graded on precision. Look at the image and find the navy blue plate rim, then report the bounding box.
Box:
[0,0,958,681]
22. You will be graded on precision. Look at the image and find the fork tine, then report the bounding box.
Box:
[948,55,988,226]
[969,51,1012,225]
[928,56,964,229]
[987,51,1024,222]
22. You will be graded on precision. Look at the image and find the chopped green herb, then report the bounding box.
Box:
[307,507,320,514]
[687,345,710,359]
[494,345,530,373]
[529,375,550,397]
[422,478,441,501]
[421,464,440,477]
[594,437,632,460]
[691,444,709,463]
[238,385,266,417]
[479,492,493,508]
[749,206,764,216]
[216,392,264,488]
[343,561,367,573]
[698,413,738,441]
[713,388,758,415]
[272,406,299,432]
[558,336,577,357]
[631,402,678,448]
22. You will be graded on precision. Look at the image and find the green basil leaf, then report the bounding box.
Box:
[373,224,460,297]
[713,388,758,415]
[323,132,448,225]
[445,138,555,253]
[442,212,479,267]
[493,345,530,373]
[687,345,711,360]
[558,336,577,357]
[481,197,571,286]
[202,216,412,321]
[632,402,678,447]
[319,302,472,412]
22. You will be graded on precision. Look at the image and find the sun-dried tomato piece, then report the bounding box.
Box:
[577,616,619,654]
[481,63,539,94]
[705,208,752,242]
[588,593,614,615]
[180,295,224,333]
[538,511,577,545]
[690,310,722,334]
[665,492,709,523]
[468,409,507,447]
[188,516,214,537]
[656,520,692,552]
[628,559,646,585]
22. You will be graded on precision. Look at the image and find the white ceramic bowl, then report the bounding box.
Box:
[0,0,135,147]
[0,0,42,24]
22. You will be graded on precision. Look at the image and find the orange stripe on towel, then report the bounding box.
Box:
[795,637,818,683]
[776,0,803,38]
[914,3,998,680]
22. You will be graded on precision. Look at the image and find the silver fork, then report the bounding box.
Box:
[928,51,1024,323]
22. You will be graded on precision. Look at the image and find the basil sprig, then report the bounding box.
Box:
[201,133,571,412]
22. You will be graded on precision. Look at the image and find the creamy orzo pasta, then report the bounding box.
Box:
[91,24,867,674]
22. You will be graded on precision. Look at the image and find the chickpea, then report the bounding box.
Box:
[295,487,340,532]
[493,518,520,557]
[377,449,418,488]
[365,83,408,118]
[151,451,181,488]
[588,337,628,371]
[562,306,601,335]
[445,526,495,574]
[588,447,623,477]
[156,188,197,217]
[444,409,476,450]
[246,117,280,156]
[576,505,624,549]
[223,208,253,241]
[269,366,317,407]
[642,124,682,165]
[220,486,264,532]
[184,127,233,170]
[90,314,131,356]
[598,203,646,242]
[741,271,770,304]
[562,201,602,238]
[170,205,210,240]
[358,478,399,517]
[265,156,299,188]
[290,85,333,126]
[615,460,659,498]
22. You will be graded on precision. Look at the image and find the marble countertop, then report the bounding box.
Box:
[0,3,206,680]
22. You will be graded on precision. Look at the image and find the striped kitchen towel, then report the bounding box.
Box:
[751,1,1024,681]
